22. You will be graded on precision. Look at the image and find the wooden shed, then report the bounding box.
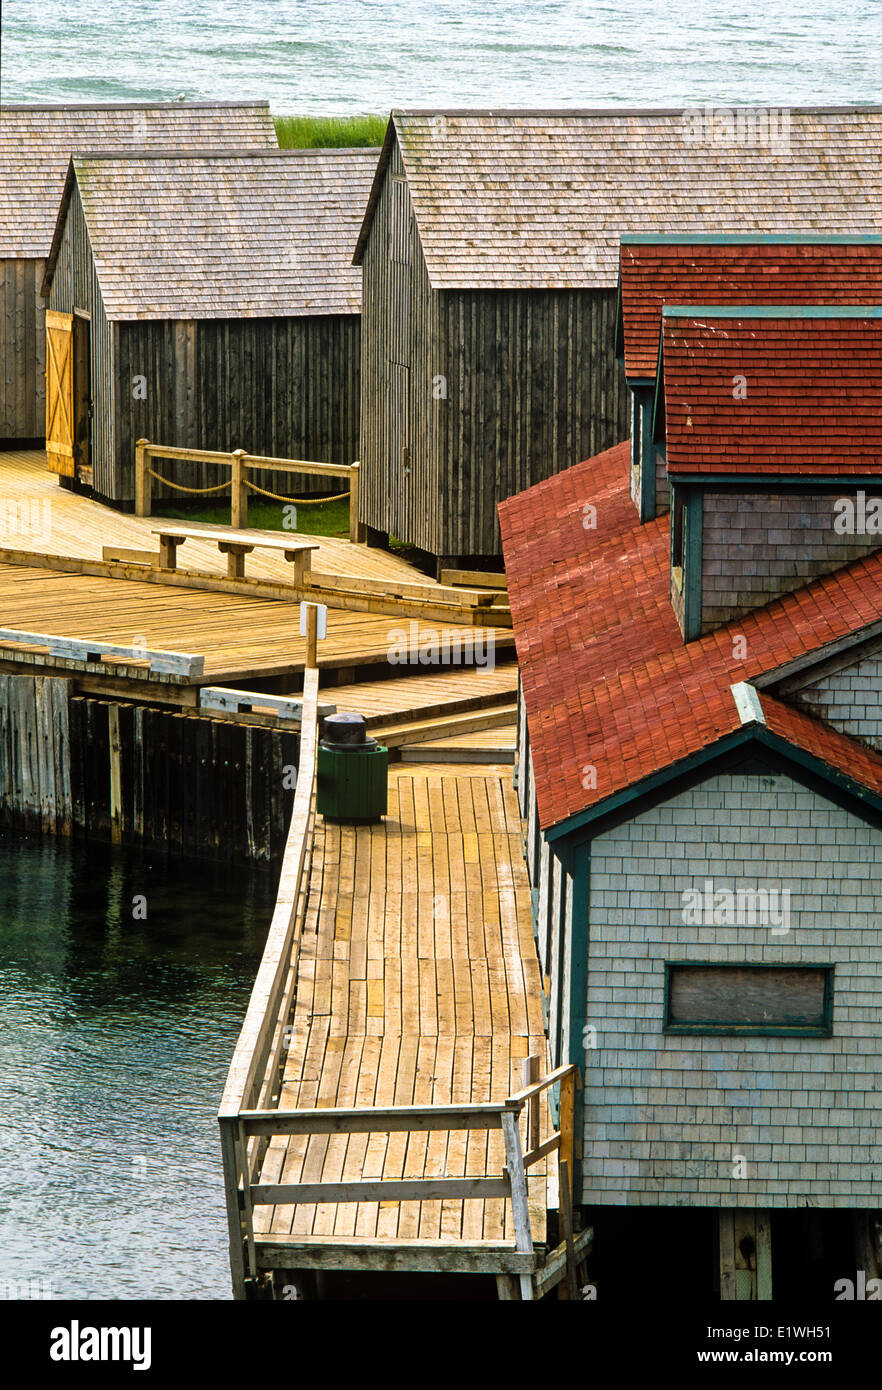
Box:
[353,106,882,569]
[0,101,277,446]
[41,147,377,506]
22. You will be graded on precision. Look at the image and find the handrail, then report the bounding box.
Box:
[134,438,364,544]
[219,664,319,1121]
[218,653,321,1297]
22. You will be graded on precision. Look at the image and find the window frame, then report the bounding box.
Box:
[662,961,834,1038]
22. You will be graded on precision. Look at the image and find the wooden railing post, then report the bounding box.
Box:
[559,1066,575,1186]
[303,602,318,669]
[522,1054,540,1155]
[135,438,150,517]
[231,448,248,529]
[349,460,364,544]
[219,1116,248,1300]
[500,1108,535,1301]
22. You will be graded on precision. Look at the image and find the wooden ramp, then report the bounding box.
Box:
[219,670,587,1299]
[259,771,547,1250]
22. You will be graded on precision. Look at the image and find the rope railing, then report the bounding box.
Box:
[135,439,364,543]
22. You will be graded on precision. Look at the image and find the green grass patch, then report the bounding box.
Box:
[274,114,387,149]
[151,495,351,539]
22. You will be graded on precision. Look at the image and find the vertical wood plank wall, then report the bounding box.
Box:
[359,134,631,560]
[47,183,115,487]
[0,258,45,441]
[360,140,442,551]
[113,315,361,506]
[0,674,299,864]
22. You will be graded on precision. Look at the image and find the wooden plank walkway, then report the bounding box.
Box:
[0,564,511,688]
[329,666,517,726]
[253,767,549,1253]
[0,450,424,585]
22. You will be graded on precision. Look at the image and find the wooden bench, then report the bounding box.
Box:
[151,524,318,582]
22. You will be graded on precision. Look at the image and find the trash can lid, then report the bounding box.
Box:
[321,711,371,747]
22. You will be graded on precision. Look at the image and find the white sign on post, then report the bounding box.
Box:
[299,601,328,639]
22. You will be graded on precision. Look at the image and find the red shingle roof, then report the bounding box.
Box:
[662,310,882,476]
[620,239,882,379]
[498,440,882,831]
[758,691,882,797]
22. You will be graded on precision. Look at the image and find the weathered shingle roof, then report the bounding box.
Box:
[0,101,277,258]
[354,107,882,290]
[661,308,882,476]
[619,236,882,379]
[44,149,378,319]
[498,440,882,832]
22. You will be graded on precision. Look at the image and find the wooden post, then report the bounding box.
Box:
[304,603,318,670]
[522,1054,540,1155]
[108,704,122,844]
[218,1117,248,1300]
[231,449,248,529]
[719,1210,772,1300]
[349,461,365,544]
[559,1067,575,1185]
[500,1108,535,1301]
[135,439,150,517]
[557,1159,580,1301]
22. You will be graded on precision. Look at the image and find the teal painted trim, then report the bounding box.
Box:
[683,488,703,641]
[566,844,590,1206]
[663,962,834,1037]
[667,473,882,490]
[544,728,756,844]
[543,722,882,845]
[620,233,882,245]
[614,275,624,361]
[651,330,666,443]
[662,304,882,319]
[639,391,656,522]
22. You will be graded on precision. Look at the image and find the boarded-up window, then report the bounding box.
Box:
[664,964,832,1036]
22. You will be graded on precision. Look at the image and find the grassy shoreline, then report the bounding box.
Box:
[274,114,386,148]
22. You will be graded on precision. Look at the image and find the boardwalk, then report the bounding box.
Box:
[0,450,423,585]
[256,767,547,1251]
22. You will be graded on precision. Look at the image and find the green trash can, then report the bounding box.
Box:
[316,712,388,824]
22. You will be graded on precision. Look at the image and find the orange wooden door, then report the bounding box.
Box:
[45,309,75,477]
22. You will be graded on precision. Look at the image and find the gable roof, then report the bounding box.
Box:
[353,107,882,290]
[43,149,378,319]
[498,439,882,834]
[659,307,882,477]
[0,101,277,258]
[618,236,882,380]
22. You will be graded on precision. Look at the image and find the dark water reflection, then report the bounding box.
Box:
[0,832,275,1300]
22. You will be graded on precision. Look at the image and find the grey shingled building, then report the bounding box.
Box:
[0,101,277,445]
[41,147,377,505]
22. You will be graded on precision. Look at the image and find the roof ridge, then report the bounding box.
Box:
[0,100,271,111]
[71,146,378,161]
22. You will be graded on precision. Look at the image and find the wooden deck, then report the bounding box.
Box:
[0,451,513,696]
[0,563,512,691]
[256,769,548,1250]
[0,449,422,585]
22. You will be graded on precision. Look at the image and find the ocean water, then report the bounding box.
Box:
[2,0,881,111]
[0,833,275,1300]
